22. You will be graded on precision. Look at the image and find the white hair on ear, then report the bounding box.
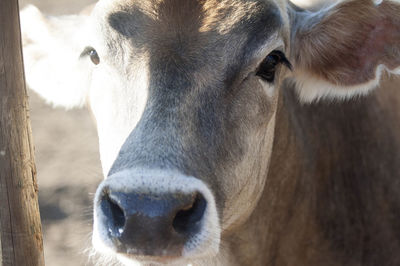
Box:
[293,65,390,103]
[392,66,400,75]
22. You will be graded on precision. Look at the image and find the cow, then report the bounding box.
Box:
[20,0,400,265]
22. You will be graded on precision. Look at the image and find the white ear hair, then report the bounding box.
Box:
[293,67,382,103]
[21,5,92,108]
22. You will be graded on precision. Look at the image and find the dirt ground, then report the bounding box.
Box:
[19,0,325,265]
[29,92,100,266]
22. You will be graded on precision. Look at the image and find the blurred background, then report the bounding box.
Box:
[19,0,335,265]
[20,1,99,265]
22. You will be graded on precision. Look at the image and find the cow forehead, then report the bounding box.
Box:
[94,0,284,66]
[100,0,283,29]
[106,0,279,33]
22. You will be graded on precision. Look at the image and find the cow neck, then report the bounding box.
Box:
[224,78,400,266]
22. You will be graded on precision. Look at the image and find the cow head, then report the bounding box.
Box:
[21,0,400,265]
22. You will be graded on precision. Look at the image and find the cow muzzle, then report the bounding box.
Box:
[92,169,220,264]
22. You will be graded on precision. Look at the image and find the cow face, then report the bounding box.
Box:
[87,0,290,263]
[21,0,400,264]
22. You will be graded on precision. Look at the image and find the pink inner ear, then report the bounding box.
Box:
[353,15,399,84]
[294,0,400,87]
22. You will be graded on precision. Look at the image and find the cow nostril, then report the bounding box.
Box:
[109,197,125,230]
[173,193,207,236]
[100,192,126,236]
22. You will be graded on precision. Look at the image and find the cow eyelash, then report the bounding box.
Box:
[256,50,291,83]
[80,46,100,65]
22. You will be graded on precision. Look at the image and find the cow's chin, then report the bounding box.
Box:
[92,169,221,265]
[117,254,201,266]
[92,234,220,266]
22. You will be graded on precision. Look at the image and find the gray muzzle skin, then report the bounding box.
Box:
[92,169,221,261]
[98,189,207,256]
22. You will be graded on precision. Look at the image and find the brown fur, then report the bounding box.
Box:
[293,0,400,86]
[200,0,261,33]
[224,75,400,266]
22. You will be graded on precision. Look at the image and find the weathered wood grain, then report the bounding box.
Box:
[0,0,45,265]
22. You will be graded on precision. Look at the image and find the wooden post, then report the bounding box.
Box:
[0,0,45,265]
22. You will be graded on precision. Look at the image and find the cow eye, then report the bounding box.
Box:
[80,47,100,65]
[89,49,100,65]
[256,51,291,83]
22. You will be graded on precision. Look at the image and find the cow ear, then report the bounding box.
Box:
[21,5,93,108]
[289,0,400,102]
